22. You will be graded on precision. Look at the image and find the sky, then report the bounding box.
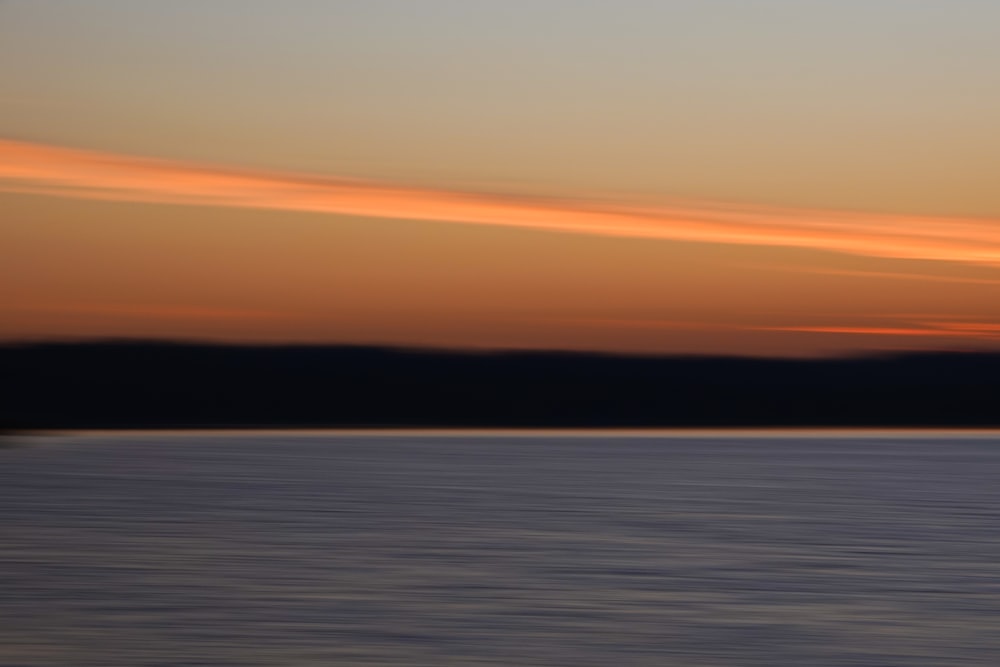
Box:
[3,0,1000,357]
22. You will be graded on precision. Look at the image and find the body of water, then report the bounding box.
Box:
[2,430,999,666]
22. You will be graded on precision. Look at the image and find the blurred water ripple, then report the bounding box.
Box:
[2,431,999,666]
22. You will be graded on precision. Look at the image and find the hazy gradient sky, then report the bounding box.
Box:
[3,0,999,356]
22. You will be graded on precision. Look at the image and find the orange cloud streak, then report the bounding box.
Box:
[4,138,1000,266]
[922,321,1000,333]
[558,316,1000,342]
[742,264,1000,286]
[765,325,1000,340]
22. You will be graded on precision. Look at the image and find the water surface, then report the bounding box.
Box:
[3,430,999,666]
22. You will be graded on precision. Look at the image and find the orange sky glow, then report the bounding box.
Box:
[4,137,1000,357]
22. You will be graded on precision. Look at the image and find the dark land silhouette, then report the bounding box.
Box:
[2,341,999,429]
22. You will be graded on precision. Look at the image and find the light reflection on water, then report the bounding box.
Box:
[2,431,999,666]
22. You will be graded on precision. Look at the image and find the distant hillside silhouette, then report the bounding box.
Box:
[2,341,999,428]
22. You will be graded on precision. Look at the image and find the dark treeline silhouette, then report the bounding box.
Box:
[2,340,999,429]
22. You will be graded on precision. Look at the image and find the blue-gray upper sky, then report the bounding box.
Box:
[5,0,1000,214]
